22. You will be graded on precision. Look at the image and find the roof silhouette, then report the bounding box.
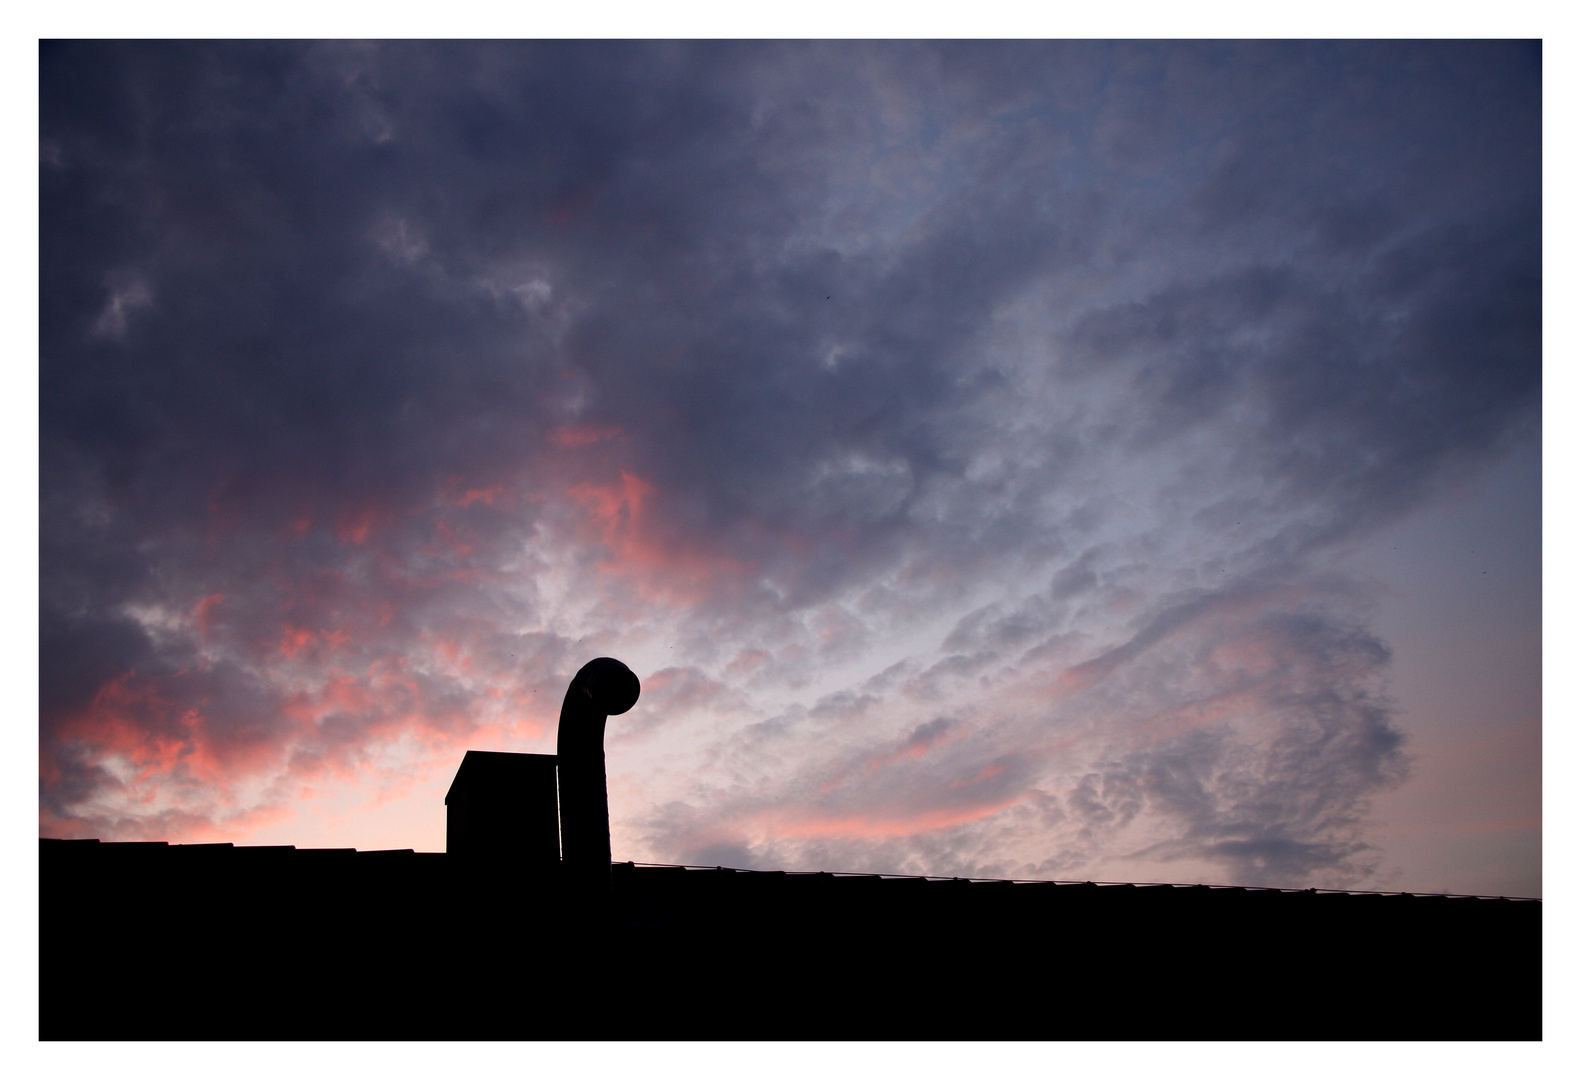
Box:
[38,835,1541,1040]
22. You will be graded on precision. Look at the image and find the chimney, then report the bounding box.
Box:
[556,658,640,901]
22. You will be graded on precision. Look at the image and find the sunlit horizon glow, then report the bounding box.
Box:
[40,41,1540,897]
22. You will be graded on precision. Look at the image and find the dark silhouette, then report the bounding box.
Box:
[555,657,640,900]
[444,657,638,884]
[37,658,1542,1041]
[445,750,559,866]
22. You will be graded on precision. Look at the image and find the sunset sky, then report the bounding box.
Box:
[39,40,1542,897]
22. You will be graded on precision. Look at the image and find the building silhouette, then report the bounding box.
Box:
[39,660,1541,1040]
[445,749,559,866]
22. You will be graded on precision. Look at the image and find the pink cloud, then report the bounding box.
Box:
[550,423,623,449]
[759,798,1025,841]
[333,505,395,546]
[568,470,752,604]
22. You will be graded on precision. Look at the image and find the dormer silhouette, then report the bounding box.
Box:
[444,750,560,865]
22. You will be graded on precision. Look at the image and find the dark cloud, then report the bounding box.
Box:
[41,42,1536,887]
[899,717,954,753]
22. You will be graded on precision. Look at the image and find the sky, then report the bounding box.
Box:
[38,39,1543,897]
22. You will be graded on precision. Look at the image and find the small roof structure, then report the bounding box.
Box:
[444,749,560,863]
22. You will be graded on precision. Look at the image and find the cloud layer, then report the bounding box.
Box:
[41,41,1539,887]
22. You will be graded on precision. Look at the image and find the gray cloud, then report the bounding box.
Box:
[639,578,1408,886]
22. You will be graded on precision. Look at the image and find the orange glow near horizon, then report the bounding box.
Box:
[760,797,1024,841]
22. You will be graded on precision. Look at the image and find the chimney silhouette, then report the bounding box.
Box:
[556,657,641,895]
[444,658,640,892]
[444,750,560,864]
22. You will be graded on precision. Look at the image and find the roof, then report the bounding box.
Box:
[444,748,557,805]
[35,839,1543,900]
[39,838,1541,1040]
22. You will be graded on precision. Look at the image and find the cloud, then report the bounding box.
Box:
[1053,606,1409,884]
[41,42,1536,889]
[635,576,1407,886]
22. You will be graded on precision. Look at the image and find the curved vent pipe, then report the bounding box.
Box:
[556,657,640,890]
